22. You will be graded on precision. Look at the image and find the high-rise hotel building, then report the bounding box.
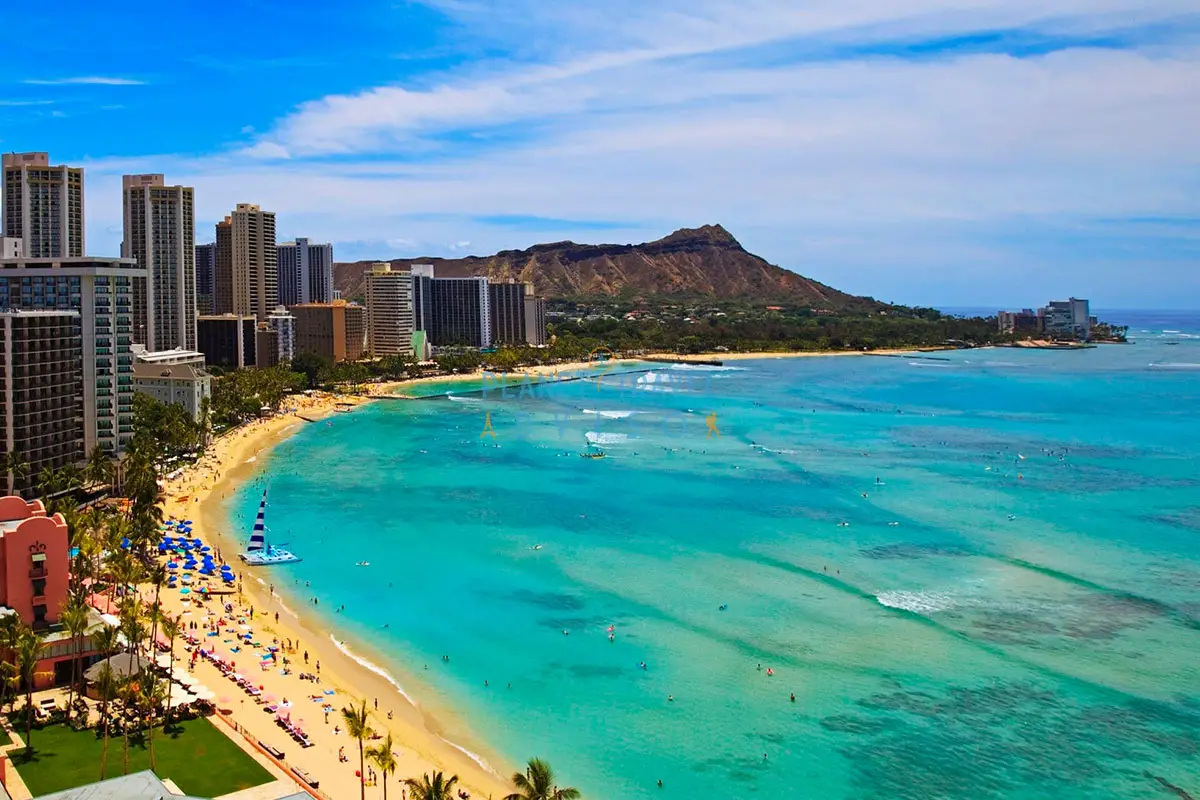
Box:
[277,238,334,306]
[122,174,196,351]
[0,310,82,495]
[214,204,276,322]
[195,242,216,315]
[364,264,415,357]
[2,152,85,259]
[0,257,146,457]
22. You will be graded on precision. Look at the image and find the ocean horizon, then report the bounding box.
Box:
[225,318,1200,799]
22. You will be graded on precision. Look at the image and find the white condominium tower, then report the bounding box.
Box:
[122,174,197,350]
[2,152,85,258]
[277,237,334,306]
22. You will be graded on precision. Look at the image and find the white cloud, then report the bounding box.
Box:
[80,0,1200,305]
[23,76,146,85]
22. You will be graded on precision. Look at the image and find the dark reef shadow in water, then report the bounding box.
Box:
[831,681,1200,800]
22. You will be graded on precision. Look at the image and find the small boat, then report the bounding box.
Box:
[355,561,370,567]
[239,488,301,566]
[579,451,606,459]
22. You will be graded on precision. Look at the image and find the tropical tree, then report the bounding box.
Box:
[91,624,121,771]
[85,442,114,489]
[159,614,181,731]
[505,758,581,800]
[120,673,138,775]
[341,698,375,800]
[3,449,29,495]
[367,732,399,800]
[404,771,460,800]
[61,599,90,723]
[15,623,42,753]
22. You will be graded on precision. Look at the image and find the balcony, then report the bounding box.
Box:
[29,566,47,579]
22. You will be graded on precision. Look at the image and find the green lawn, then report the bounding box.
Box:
[9,716,274,797]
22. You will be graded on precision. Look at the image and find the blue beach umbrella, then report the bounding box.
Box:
[120,537,131,550]
[180,587,191,595]
[167,562,179,570]
[183,520,193,525]
[201,545,212,552]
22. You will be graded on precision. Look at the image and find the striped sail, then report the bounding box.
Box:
[248,488,268,551]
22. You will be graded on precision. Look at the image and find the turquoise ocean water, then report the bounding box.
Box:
[227,313,1200,799]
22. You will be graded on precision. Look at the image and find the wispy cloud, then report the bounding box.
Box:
[80,0,1200,306]
[24,76,146,86]
[0,99,54,107]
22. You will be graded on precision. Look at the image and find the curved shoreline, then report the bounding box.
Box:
[163,396,512,799]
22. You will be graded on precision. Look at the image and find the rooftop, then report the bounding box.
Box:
[34,770,206,800]
[132,363,209,381]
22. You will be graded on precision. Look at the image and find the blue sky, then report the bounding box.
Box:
[4,0,1198,307]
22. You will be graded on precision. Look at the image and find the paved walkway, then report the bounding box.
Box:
[0,718,34,800]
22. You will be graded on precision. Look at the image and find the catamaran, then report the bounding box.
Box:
[239,488,300,566]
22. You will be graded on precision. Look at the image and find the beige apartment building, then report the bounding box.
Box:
[364,263,415,357]
[214,204,276,322]
[2,152,85,259]
[122,174,197,351]
[292,301,366,363]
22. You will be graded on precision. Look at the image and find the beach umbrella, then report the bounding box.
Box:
[180,587,191,595]
[201,545,212,552]
[120,537,131,549]
[181,576,192,585]
[157,543,168,552]
[184,520,193,525]
[167,562,178,570]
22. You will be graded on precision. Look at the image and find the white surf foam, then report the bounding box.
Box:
[330,634,419,708]
[447,394,481,403]
[585,431,629,445]
[667,363,746,372]
[581,409,638,419]
[1149,363,1200,370]
[244,456,257,464]
[441,737,504,777]
[876,590,959,613]
[636,372,677,392]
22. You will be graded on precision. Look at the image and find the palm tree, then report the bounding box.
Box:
[119,674,138,775]
[159,614,181,731]
[15,623,42,753]
[404,772,459,800]
[60,599,90,723]
[94,662,118,779]
[341,698,375,800]
[85,443,114,490]
[367,733,398,800]
[3,449,28,495]
[505,758,581,800]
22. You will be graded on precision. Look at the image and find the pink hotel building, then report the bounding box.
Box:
[0,495,70,627]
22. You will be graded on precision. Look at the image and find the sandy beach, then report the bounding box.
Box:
[146,346,954,797]
[153,391,510,800]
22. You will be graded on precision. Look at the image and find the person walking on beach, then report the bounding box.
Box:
[304,651,309,664]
